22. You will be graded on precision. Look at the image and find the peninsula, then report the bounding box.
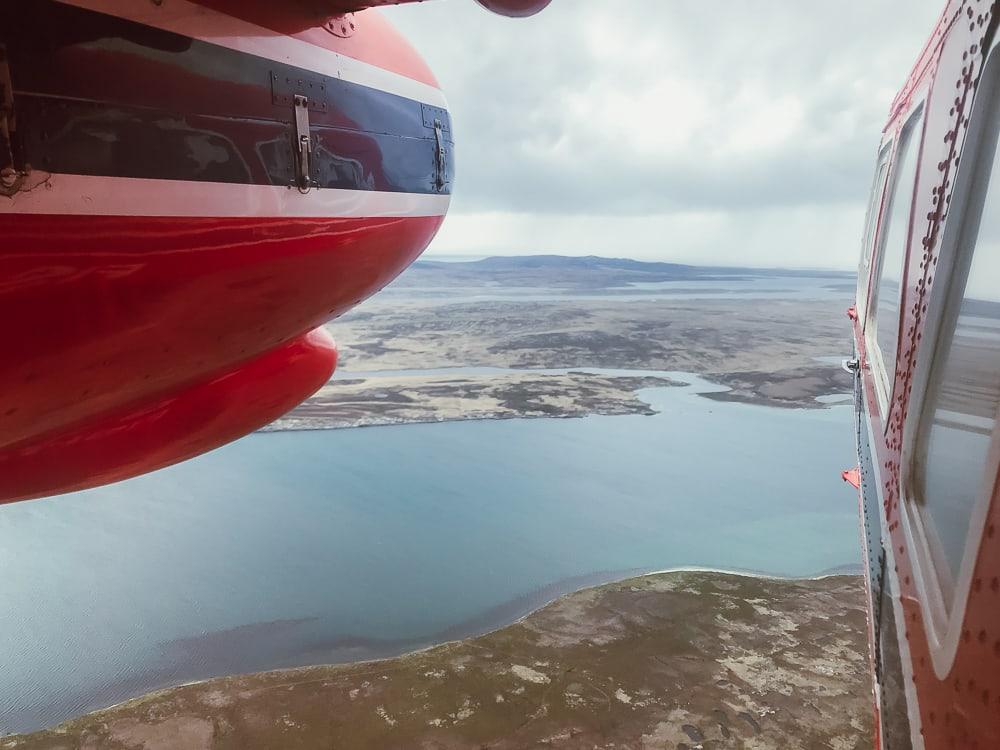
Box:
[2,571,871,750]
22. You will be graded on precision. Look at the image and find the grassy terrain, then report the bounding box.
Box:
[3,572,870,750]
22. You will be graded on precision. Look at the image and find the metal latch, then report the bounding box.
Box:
[842,357,860,374]
[433,118,446,191]
[293,94,312,191]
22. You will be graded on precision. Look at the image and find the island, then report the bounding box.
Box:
[1,571,871,750]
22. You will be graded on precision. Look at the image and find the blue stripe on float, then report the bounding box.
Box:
[2,1,453,195]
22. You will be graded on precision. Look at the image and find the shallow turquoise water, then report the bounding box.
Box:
[0,374,857,733]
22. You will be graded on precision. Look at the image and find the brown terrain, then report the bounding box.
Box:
[270,266,854,431]
[0,260,867,748]
[2,571,871,750]
[267,372,679,430]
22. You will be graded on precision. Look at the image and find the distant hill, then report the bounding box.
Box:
[396,254,852,290]
[448,255,699,274]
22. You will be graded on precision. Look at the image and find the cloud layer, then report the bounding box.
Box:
[384,0,944,269]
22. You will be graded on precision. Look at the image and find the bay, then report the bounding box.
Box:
[0,373,858,734]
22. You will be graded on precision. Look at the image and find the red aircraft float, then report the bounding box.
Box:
[847,0,1000,747]
[0,0,548,503]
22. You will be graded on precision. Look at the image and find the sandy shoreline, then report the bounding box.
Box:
[266,362,849,433]
[265,371,680,432]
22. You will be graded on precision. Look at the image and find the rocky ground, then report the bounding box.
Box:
[267,372,679,430]
[257,259,858,428]
[326,297,850,383]
[3,571,871,750]
[269,295,854,430]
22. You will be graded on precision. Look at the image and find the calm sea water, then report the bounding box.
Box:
[0,374,857,734]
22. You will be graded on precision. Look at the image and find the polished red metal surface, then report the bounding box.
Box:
[0,327,336,503]
[0,212,443,502]
[0,0,558,504]
[0,0,459,504]
[191,0,442,87]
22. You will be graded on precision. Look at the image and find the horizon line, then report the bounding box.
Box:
[419,252,856,274]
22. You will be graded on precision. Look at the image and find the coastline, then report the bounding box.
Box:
[3,567,870,749]
[1,564,863,742]
[263,364,850,433]
[262,371,678,432]
[0,266,862,743]
[0,366,859,738]
[320,294,853,398]
[255,287,856,433]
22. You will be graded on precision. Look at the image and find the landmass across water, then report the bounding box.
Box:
[271,256,854,431]
[0,256,865,744]
[1,571,870,750]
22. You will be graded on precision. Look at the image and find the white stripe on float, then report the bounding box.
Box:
[0,173,451,218]
[55,0,449,110]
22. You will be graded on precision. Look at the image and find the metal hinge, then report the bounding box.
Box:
[433,118,446,192]
[293,94,312,192]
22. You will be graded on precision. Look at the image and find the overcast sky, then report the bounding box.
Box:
[383,1,944,269]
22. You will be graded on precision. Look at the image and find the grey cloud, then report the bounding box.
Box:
[386,0,942,214]
[383,0,944,266]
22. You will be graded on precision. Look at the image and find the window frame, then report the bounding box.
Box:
[857,143,894,323]
[866,101,927,421]
[899,44,1000,679]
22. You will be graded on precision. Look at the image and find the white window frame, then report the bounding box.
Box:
[899,43,1000,679]
[857,142,894,323]
[866,99,926,421]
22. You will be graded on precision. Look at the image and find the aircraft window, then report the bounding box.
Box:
[869,106,924,406]
[913,77,1000,601]
[857,145,892,320]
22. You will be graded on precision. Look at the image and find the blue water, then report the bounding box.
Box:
[0,375,858,734]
